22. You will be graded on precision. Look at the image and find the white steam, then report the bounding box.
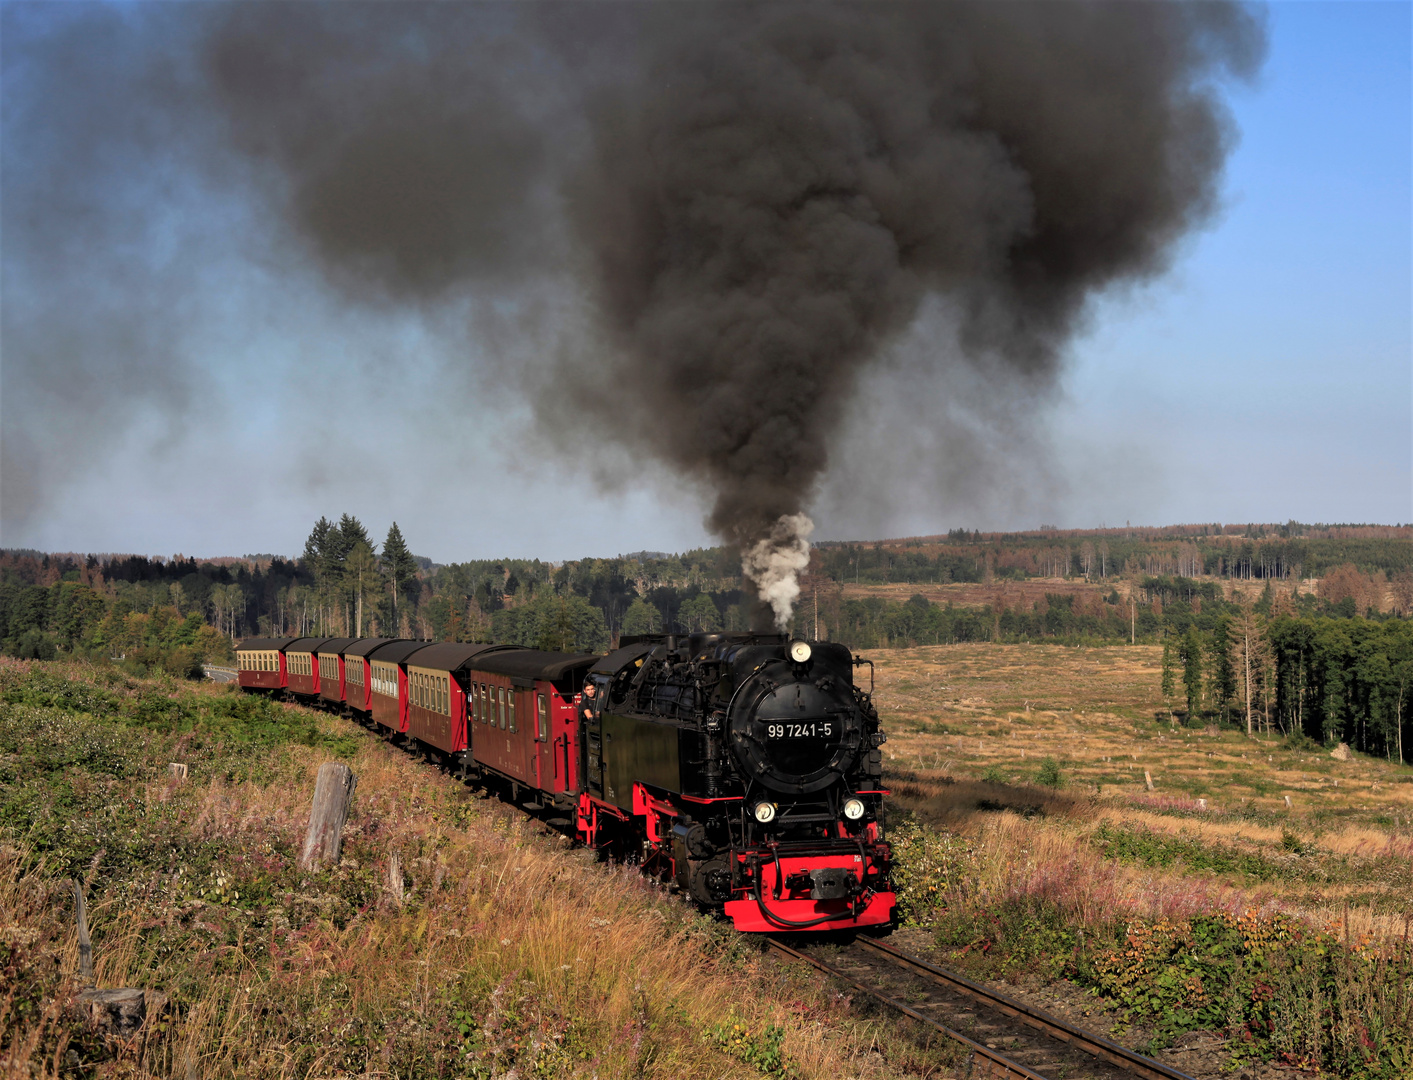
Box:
[741,513,814,631]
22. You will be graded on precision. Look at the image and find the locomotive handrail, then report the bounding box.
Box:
[852,655,874,693]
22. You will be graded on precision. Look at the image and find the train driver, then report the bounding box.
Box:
[578,679,598,724]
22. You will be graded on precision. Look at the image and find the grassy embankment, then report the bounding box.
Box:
[874,643,1413,1078]
[0,659,948,1080]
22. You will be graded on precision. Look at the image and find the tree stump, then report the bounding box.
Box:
[299,763,357,871]
[74,988,165,1037]
[168,762,188,782]
[1144,770,1155,791]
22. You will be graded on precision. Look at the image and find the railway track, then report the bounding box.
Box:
[766,935,1197,1080]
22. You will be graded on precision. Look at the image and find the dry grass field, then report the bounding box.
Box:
[0,659,936,1080]
[870,643,1413,931]
[838,576,1318,610]
[869,644,1412,1078]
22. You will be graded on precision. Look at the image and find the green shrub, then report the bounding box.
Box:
[888,818,974,926]
[705,1015,797,1079]
[1089,913,1411,1076]
[1036,757,1063,788]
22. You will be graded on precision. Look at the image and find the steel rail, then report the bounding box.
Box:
[764,937,1048,1080]
[854,937,1196,1080]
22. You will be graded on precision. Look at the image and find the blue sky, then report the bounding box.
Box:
[1050,0,1410,531]
[1,2,1408,563]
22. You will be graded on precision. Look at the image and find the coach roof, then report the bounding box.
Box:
[316,638,359,654]
[405,642,516,673]
[236,637,298,651]
[344,637,401,658]
[469,649,598,686]
[366,640,434,665]
[285,637,336,654]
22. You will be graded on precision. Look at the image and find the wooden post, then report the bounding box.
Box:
[388,852,405,905]
[73,879,93,984]
[1144,770,1154,791]
[299,763,357,871]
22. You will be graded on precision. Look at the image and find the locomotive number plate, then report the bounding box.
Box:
[766,721,835,739]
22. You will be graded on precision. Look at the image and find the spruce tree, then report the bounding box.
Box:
[1182,627,1204,721]
[303,517,333,568]
[338,514,373,552]
[382,522,418,627]
[1160,631,1176,703]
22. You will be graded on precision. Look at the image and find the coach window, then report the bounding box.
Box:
[441,678,448,715]
[508,692,517,733]
[537,693,549,740]
[496,687,505,729]
[481,684,489,723]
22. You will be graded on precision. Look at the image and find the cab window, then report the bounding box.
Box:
[537,693,549,740]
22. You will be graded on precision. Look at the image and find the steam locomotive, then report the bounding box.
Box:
[236,630,895,932]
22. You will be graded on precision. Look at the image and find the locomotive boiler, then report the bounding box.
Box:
[580,632,895,931]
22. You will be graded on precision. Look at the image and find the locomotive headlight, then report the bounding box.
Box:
[753,802,777,824]
[843,797,866,821]
[788,640,812,663]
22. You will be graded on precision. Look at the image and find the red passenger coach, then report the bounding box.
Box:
[342,638,400,715]
[235,637,296,691]
[315,638,359,708]
[366,640,430,733]
[283,637,335,699]
[466,650,596,806]
[402,643,513,756]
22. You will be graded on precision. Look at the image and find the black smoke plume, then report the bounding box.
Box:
[4,4,1265,623]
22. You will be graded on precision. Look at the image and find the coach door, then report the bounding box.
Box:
[534,684,572,798]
